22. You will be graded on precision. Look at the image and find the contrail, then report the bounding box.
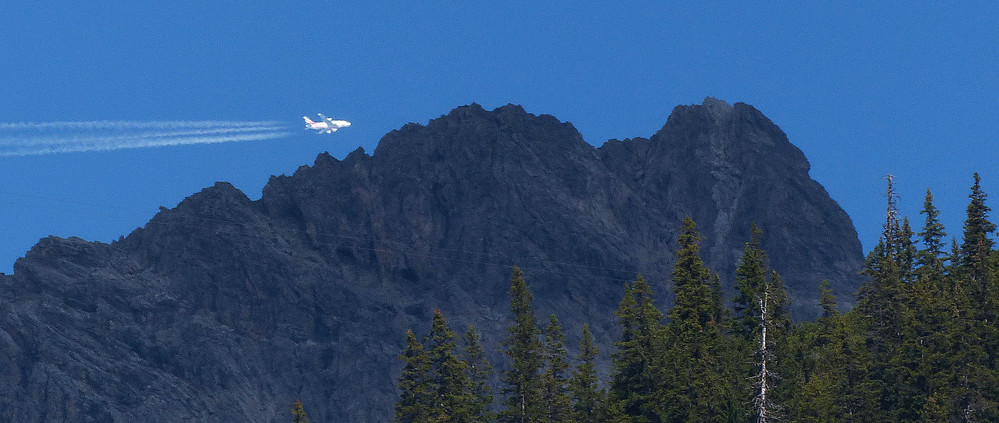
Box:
[0,120,283,130]
[0,126,288,147]
[0,120,294,157]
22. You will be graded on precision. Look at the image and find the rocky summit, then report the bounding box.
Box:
[0,98,864,422]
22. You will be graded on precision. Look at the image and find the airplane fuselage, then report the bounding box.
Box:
[304,115,351,134]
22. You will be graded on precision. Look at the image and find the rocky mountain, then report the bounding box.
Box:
[0,98,865,422]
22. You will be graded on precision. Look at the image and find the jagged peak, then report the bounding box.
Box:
[702,96,733,122]
[314,151,337,166]
[373,103,582,159]
[657,99,782,141]
[169,182,252,215]
[17,235,111,275]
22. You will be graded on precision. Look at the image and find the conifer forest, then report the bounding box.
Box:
[392,174,999,422]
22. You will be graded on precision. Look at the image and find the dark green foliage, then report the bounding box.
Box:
[669,218,719,330]
[463,325,495,422]
[610,274,663,422]
[291,400,310,423]
[766,271,791,338]
[916,189,947,278]
[395,312,487,423]
[961,173,996,281]
[569,325,602,423]
[789,311,879,422]
[500,266,544,423]
[428,309,476,422]
[389,178,999,423]
[818,280,838,319]
[730,225,793,422]
[856,177,922,421]
[897,217,917,284]
[395,330,434,423]
[658,217,740,423]
[733,224,768,341]
[540,314,571,423]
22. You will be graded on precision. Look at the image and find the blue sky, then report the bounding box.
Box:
[1,2,996,273]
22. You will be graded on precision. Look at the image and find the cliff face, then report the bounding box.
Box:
[0,99,864,422]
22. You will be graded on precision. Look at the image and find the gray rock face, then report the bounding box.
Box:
[0,99,864,422]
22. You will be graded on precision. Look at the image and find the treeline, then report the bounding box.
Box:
[392,173,999,422]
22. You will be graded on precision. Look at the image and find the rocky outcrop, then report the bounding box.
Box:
[0,99,864,422]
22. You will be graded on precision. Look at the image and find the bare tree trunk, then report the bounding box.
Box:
[754,291,776,423]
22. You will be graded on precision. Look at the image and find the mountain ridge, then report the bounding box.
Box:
[0,98,864,422]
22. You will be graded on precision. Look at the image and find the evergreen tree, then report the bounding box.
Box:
[766,271,792,343]
[569,325,602,423]
[291,399,310,423]
[733,224,768,341]
[383,176,999,422]
[907,262,965,421]
[908,198,965,421]
[948,238,963,275]
[669,218,717,330]
[857,175,905,331]
[924,276,999,420]
[427,309,475,422]
[658,217,739,422]
[610,274,663,422]
[957,174,999,416]
[857,175,918,421]
[916,189,947,278]
[818,280,839,319]
[540,314,571,423]
[395,330,434,423]
[792,311,879,422]
[749,270,792,423]
[897,217,917,285]
[960,172,996,284]
[598,398,634,423]
[462,325,495,422]
[500,266,544,423]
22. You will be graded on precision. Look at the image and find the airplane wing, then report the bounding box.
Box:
[317,113,328,122]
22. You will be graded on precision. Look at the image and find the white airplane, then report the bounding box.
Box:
[304,113,351,134]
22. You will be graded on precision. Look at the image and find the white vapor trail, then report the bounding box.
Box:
[0,120,293,157]
[0,120,283,130]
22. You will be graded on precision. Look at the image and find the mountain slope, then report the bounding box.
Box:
[0,99,864,422]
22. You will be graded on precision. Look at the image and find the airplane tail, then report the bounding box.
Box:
[303,116,315,125]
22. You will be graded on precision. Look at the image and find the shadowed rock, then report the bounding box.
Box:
[0,99,863,422]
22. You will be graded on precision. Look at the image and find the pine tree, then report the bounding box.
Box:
[908,195,962,421]
[669,218,716,330]
[427,309,475,422]
[858,175,907,342]
[897,217,917,285]
[610,274,663,422]
[658,217,739,422]
[859,176,935,421]
[540,314,571,423]
[291,399,310,423]
[500,266,544,423]
[818,280,839,319]
[733,224,769,341]
[956,174,999,418]
[395,330,434,423]
[916,189,947,278]
[960,173,996,284]
[569,325,602,423]
[462,325,494,422]
[767,271,792,343]
[793,310,879,422]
